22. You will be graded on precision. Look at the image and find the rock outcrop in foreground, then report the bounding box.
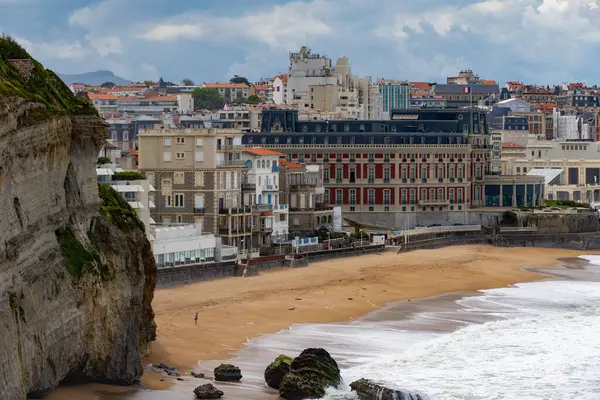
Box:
[0,36,156,399]
[279,348,341,400]
[350,378,430,400]
[264,354,293,389]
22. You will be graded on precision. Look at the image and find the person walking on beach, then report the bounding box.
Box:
[194,312,198,325]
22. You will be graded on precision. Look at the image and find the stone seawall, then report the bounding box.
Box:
[400,232,600,253]
[302,245,385,263]
[156,262,237,288]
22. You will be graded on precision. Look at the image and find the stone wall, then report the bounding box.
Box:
[344,210,504,229]
[155,262,237,288]
[526,212,600,234]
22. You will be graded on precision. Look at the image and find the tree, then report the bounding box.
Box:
[97,156,111,165]
[142,80,154,87]
[182,78,194,86]
[232,97,247,105]
[230,75,250,85]
[191,87,225,110]
[247,95,260,104]
[101,81,115,88]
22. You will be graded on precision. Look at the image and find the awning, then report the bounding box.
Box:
[128,201,144,209]
[149,184,156,191]
[527,168,563,185]
[112,184,144,192]
[149,201,156,208]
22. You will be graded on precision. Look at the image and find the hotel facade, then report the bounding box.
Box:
[243,109,543,228]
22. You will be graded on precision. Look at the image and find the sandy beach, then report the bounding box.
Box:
[145,244,595,378]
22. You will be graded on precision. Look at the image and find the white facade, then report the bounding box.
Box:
[272,76,287,105]
[95,164,156,236]
[242,150,289,244]
[151,223,221,268]
[552,108,591,140]
[177,93,194,115]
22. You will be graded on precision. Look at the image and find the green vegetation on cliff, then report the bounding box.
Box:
[98,183,145,232]
[55,226,110,280]
[0,35,96,116]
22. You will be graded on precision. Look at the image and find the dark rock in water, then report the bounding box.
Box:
[264,354,293,389]
[145,363,180,377]
[192,372,206,379]
[214,363,242,382]
[193,383,224,399]
[350,378,430,400]
[279,348,341,400]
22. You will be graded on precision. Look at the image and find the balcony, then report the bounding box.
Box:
[272,165,281,173]
[384,156,390,162]
[194,207,205,214]
[218,206,251,214]
[419,199,450,206]
[252,204,273,212]
[217,159,245,167]
[264,184,278,191]
[349,157,356,162]
[217,144,243,152]
[289,183,316,191]
[218,227,252,235]
[241,182,256,191]
[368,157,375,162]
[336,178,343,184]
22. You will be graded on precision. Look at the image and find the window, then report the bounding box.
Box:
[350,137,355,145]
[195,172,204,187]
[409,189,416,204]
[146,173,154,185]
[164,138,172,146]
[323,168,330,183]
[368,190,375,205]
[123,131,129,141]
[196,138,203,146]
[111,130,118,140]
[324,190,330,204]
[458,165,463,179]
[299,137,304,144]
[369,137,375,145]
[165,195,172,207]
[344,124,350,132]
[336,190,343,205]
[176,152,185,159]
[337,137,343,144]
[401,189,407,204]
[368,167,375,183]
[174,172,185,184]
[458,188,463,203]
[409,165,415,180]
[438,188,444,200]
[475,186,480,201]
[195,151,204,161]
[336,167,343,182]
[174,193,184,208]
[449,188,455,203]
[401,166,407,181]
[516,167,521,174]
[384,168,390,182]
[384,190,390,205]
[349,189,356,205]
[421,188,427,200]
[163,152,172,162]
[176,137,185,144]
[430,189,435,200]
[421,167,427,181]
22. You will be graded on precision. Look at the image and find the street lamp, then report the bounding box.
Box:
[328,231,331,250]
[358,228,362,248]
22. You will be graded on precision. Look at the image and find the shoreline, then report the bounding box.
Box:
[143,245,597,389]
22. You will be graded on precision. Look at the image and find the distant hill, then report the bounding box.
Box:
[57,70,131,86]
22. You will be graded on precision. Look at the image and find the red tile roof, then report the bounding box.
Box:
[253,85,269,92]
[410,82,432,91]
[244,148,283,156]
[88,93,117,100]
[279,159,303,168]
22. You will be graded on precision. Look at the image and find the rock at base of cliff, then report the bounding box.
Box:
[264,354,293,389]
[145,363,180,377]
[193,383,224,399]
[213,364,242,382]
[349,378,430,400]
[279,348,341,400]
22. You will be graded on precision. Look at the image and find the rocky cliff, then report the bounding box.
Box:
[0,36,156,399]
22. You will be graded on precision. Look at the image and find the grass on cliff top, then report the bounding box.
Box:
[0,35,96,116]
[55,226,111,281]
[98,183,146,233]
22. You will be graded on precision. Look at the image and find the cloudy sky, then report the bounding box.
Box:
[1,0,599,84]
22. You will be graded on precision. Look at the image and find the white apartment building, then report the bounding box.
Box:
[218,105,260,131]
[272,74,288,105]
[151,223,238,268]
[96,163,156,233]
[286,46,338,106]
[502,137,600,203]
[552,109,591,140]
[177,93,194,115]
[241,148,289,247]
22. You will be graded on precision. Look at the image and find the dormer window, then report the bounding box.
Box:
[299,137,304,144]
[344,124,350,132]
[359,124,365,132]
[315,125,322,133]
[391,125,397,132]
[302,125,308,132]
[287,137,292,144]
[248,137,253,144]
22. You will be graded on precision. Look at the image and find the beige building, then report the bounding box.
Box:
[501,138,600,203]
[278,160,333,236]
[138,127,250,247]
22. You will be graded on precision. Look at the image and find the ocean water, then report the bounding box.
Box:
[49,256,600,400]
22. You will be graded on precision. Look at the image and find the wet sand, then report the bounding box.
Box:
[145,246,594,372]
[46,245,598,399]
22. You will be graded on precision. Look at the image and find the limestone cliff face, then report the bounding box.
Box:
[0,42,156,399]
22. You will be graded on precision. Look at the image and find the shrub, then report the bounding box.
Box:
[98,183,145,232]
[112,171,146,181]
[97,156,111,165]
[55,226,110,280]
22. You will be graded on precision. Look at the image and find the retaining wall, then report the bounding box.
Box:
[302,244,385,263]
[156,261,238,288]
